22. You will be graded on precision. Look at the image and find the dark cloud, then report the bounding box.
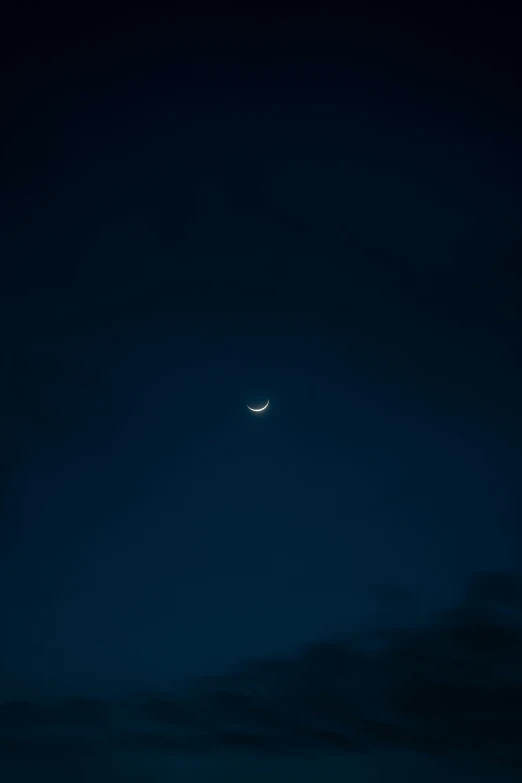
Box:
[2,573,521,776]
[0,698,109,727]
[129,572,522,768]
[467,570,522,609]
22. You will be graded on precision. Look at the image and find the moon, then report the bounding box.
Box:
[247,400,269,413]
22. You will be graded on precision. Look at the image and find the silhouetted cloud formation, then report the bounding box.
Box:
[1,572,522,778]
[128,572,522,769]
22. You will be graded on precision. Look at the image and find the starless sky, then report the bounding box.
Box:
[1,3,522,781]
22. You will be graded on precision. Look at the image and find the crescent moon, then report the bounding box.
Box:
[247,400,269,413]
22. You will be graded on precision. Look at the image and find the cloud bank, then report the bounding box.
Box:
[1,572,521,780]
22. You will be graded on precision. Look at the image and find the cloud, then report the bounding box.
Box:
[1,572,522,777]
[128,571,522,768]
[0,698,109,727]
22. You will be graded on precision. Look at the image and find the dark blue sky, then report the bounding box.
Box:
[1,4,522,780]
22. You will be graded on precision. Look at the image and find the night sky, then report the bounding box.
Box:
[1,4,522,781]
